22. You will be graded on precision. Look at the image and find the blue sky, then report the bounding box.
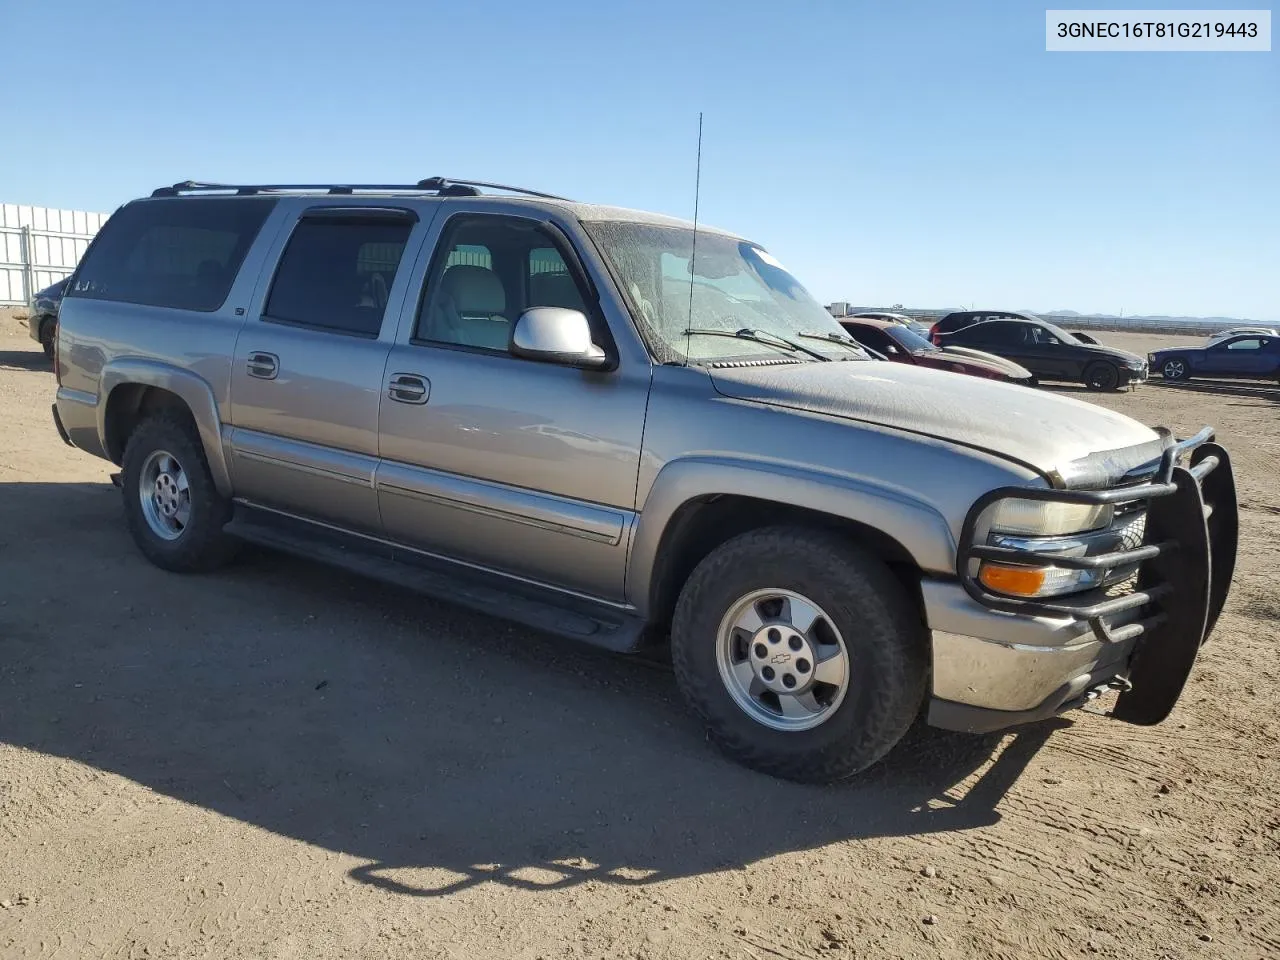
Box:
[4,0,1276,320]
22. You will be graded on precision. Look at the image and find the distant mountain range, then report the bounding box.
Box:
[1030,309,1255,325]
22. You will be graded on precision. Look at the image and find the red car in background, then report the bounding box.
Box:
[839,317,1035,385]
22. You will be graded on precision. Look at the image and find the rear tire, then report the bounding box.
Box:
[670,526,928,783]
[1084,362,1120,391]
[120,412,239,573]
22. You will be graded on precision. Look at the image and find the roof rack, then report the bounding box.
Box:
[150,177,571,201]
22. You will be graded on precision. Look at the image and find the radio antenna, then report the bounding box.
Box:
[683,112,703,367]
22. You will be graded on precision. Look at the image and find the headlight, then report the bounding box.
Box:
[988,498,1113,537]
[973,496,1134,599]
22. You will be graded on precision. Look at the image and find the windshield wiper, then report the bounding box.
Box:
[796,331,871,357]
[683,327,830,361]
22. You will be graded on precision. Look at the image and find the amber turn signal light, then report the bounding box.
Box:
[978,562,1048,597]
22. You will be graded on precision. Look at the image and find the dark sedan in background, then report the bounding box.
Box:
[839,317,1035,384]
[935,317,1148,391]
[26,277,68,359]
[1151,333,1280,383]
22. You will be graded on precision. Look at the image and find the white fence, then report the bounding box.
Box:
[1,203,109,305]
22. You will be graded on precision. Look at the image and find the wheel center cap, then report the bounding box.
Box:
[749,625,816,694]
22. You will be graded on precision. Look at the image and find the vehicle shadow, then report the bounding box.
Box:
[0,480,1062,897]
[1041,383,1138,396]
[0,348,51,372]
[1145,379,1280,402]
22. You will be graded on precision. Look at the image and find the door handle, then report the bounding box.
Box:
[247,352,279,380]
[388,373,430,404]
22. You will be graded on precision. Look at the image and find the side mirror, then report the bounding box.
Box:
[510,307,610,370]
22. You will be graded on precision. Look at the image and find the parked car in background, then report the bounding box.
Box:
[938,318,1148,391]
[847,311,932,338]
[928,310,1044,345]
[26,277,68,359]
[1205,326,1278,347]
[839,317,1034,384]
[1151,334,1280,383]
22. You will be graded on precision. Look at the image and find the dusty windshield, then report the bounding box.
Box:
[582,220,865,363]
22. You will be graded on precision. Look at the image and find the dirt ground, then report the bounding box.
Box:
[1,319,1277,960]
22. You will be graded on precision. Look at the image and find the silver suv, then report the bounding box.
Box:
[50,179,1238,782]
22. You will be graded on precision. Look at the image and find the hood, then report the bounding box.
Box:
[935,345,1032,378]
[709,360,1164,483]
[1075,342,1145,365]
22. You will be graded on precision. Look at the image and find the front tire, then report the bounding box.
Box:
[670,527,928,783]
[1084,362,1120,391]
[120,412,238,572]
[1161,357,1189,381]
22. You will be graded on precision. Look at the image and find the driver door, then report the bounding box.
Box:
[1018,324,1078,380]
[375,210,652,601]
[1204,336,1271,376]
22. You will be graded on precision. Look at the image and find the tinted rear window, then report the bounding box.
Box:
[264,217,413,337]
[67,197,276,311]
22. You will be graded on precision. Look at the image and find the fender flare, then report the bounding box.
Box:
[625,456,957,615]
[98,358,233,497]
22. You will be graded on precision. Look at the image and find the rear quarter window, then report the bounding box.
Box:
[67,197,276,312]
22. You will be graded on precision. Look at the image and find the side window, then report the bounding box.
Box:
[844,326,892,353]
[1225,337,1262,351]
[66,197,275,311]
[963,322,996,343]
[415,215,592,352]
[264,215,413,337]
[529,246,590,312]
[976,322,1021,346]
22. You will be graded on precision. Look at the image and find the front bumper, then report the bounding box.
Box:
[927,427,1237,733]
[50,403,73,447]
[923,582,1141,732]
[1120,363,1148,385]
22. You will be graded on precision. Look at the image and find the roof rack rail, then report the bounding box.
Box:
[414,177,571,201]
[150,177,571,201]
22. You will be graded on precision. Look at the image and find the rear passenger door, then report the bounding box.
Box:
[227,203,431,533]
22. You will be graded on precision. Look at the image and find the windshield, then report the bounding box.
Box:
[884,323,937,352]
[1038,321,1080,345]
[582,221,862,363]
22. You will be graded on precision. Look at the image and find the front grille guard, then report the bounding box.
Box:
[958,426,1239,663]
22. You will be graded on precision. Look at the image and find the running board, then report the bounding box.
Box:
[222,506,648,654]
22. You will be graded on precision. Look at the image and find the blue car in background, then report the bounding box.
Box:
[1150,333,1280,383]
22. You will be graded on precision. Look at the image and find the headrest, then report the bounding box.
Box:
[441,264,505,315]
